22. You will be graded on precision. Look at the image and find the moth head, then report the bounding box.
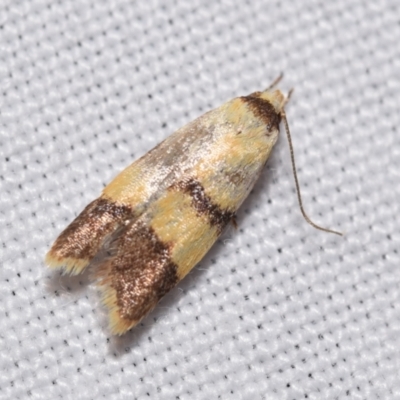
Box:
[240,89,286,135]
[258,89,286,114]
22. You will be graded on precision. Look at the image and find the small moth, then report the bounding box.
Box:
[46,76,340,335]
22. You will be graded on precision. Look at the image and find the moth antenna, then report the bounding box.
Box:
[281,96,342,236]
[282,88,294,108]
[265,73,284,91]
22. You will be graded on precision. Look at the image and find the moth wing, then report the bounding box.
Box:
[45,110,221,275]
[95,99,280,334]
[45,90,283,335]
[45,197,134,275]
[95,179,232,335]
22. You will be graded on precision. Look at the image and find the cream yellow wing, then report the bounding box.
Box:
[94,90,284,334]
[46,88,285,334]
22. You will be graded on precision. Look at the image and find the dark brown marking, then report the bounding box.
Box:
[175,178,234,231]
[241,94,281,132]
[49,197,133,263]
[101,221,178,323]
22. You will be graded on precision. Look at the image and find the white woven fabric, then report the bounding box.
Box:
[1,0,399,399]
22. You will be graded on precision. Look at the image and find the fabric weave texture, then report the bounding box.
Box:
[1,1,399,399]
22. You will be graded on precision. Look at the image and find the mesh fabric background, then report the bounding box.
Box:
[1,0,400,399]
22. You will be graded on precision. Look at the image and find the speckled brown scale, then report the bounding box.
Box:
[241,94,282,132]
[175,178,234,231]
[96,221,178,329]
[46,197,134,274]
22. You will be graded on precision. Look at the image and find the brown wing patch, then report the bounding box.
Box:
[96,220,179,334]
[174,178,234,232]
[45,197,133,275]
[241,95,281,132]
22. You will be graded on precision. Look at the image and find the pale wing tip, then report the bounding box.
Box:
[109,312,139,336]
[46,249,139,334]
[45,251,89,276]
[96,280,138,335]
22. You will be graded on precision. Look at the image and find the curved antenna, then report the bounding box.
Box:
[281,91,342,236]
[265,73,284,91]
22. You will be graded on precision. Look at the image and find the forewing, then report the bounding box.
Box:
[95,178,231,334]
[46,93,280,334]
[45,109,221,275]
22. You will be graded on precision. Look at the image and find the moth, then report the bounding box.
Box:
[46,76,340,335]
